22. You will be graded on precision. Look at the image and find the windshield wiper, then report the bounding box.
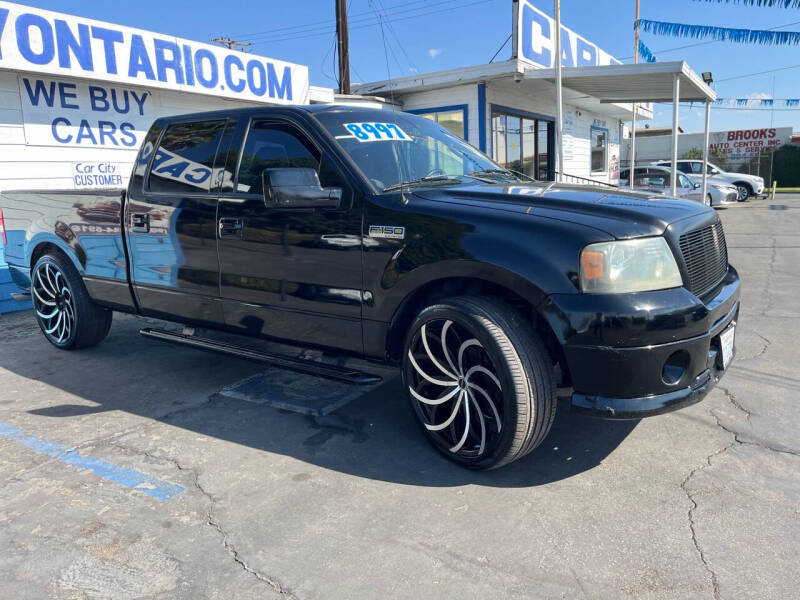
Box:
[467,168,535,182]
[382,175,462,193]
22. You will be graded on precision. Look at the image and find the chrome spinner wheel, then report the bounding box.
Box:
[32,261,76,345]
[406,318,504,459]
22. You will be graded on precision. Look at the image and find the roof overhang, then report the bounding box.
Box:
[524,61,716,103]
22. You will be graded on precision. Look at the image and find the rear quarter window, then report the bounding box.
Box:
[148,120,227,194]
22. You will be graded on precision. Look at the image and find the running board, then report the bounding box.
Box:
[139,328,382,385]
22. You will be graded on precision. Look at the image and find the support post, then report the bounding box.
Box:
[630,106,637,188]
[670,73,680,196]
[554,0,563,182]
[630,0,639,189]
[702,100,711,205]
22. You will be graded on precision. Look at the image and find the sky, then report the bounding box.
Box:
[16,0,800,133]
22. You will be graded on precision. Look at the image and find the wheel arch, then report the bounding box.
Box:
[733,180,754,193]
[384,270,569,383]
[29,235,85,274]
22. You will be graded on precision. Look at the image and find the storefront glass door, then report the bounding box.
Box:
[491,109,553,180]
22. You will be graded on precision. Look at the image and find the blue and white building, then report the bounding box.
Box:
[355,0,655,186]
[0,1,328,312]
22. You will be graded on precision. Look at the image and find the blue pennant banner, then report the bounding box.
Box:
[694,0,800,7]
[714,97,800,107]
[638,40,657,62]
[638,19,800,45]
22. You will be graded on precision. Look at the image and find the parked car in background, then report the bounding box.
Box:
[652,159,764,201]
[620,166,737,207]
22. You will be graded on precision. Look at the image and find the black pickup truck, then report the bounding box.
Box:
[0,106,740,469]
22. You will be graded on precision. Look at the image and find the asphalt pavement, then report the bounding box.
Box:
[0,195,798,600]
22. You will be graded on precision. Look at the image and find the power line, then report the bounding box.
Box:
[489,34,512,63]
[715,62,800,81]
[247,0,496,46]
[229,0,435,39]
[377,0,419,73]
[235,0,470,43]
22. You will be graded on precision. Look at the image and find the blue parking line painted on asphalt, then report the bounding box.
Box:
[0,421,185,500]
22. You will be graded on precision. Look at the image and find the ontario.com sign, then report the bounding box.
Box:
[0,1,310,105]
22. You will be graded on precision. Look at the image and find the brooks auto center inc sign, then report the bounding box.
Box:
[0,1,309,155]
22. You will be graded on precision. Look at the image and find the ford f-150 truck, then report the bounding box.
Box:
[0,106,740,469]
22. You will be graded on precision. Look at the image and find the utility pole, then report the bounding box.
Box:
[629,0,639,188]
[211,37,252,51]
[335,0,351,94]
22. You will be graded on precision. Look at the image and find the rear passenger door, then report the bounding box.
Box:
[216,117,363,353]
[124,118,229,325]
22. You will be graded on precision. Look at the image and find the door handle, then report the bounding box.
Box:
[131,213,150,233]
[218,217,243,238]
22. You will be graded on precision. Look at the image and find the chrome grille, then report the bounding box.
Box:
[678,221,728,296]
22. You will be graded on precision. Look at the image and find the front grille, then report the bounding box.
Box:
[678,221,728,296]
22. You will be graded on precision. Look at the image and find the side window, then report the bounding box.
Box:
[236,121,320,196]
[691,162,704,174]
[679,173,693,188]
[677,162,692,174]
[148,120,226,193]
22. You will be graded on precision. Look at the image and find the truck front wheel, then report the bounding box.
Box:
[402,295,556,470]
[31,253,112,350]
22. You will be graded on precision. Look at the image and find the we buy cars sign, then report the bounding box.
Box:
[709,127,792,159]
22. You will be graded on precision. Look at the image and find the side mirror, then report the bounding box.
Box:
[693,182,701,189]
[710,168,720,175]
[263,168,342,209]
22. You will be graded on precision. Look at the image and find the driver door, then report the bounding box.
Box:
[216,118,363,353]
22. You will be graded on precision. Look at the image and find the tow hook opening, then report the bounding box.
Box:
[662,350,691,386]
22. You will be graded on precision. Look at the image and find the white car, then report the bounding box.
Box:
[653,159,764,201]
[620,167,738,207]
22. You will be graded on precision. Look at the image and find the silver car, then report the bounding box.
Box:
[620,167,738,207]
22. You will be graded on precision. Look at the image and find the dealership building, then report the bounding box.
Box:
[1,0,718,312]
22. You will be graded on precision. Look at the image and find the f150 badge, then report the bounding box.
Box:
[369,225,405,240]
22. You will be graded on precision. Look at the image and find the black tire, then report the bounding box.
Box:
[735,183,752,201]
[402,295,556,470]
[31,253,112,350]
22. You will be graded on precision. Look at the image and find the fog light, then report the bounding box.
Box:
[662,350,691,385]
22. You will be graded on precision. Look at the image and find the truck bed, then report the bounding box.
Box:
[0,189,129,310]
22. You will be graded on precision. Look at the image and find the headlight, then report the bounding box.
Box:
[580,237,683,294]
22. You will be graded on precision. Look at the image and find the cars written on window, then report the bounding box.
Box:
[148,120,226,193]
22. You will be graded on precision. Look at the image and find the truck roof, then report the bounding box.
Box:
[152,104,389,124]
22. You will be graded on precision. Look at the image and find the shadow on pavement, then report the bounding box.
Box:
[3,312,639,488]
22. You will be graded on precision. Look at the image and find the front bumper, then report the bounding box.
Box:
[540,266,741,419]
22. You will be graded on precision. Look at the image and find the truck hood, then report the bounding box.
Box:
[412,181,713,239]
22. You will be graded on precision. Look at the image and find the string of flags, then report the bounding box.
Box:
[714,98,800,106]
[693,0,800,7]
[638,19,800,45]
[637,40,657,63]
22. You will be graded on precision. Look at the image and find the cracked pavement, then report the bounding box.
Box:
[1,195,799,599]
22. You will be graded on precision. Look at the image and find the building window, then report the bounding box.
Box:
[491,107,553,180]
[591,126,607,173]
[410,106,467,140]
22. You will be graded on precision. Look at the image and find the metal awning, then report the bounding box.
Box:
[524,61,716,103]
[527,61,715,197]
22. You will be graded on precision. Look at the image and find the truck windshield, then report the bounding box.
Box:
[314,110,525,192]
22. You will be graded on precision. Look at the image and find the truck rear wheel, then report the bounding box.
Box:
[402,295,556,470]
[31,253,112,350]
